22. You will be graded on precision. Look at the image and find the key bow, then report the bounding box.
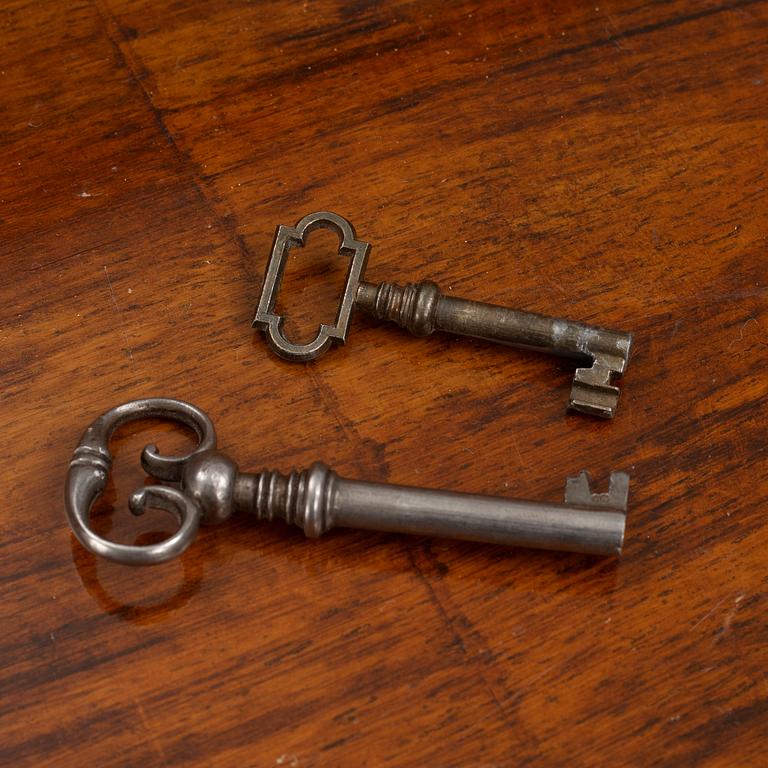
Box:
[252,211,371,361]
[65,398,216,565]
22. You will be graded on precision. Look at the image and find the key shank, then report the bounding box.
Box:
[331,477,625,556]
[355,280,632,418]
[230,461,627,557]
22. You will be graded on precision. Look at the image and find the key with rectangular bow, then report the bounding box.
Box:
[253,212,634,418]
[66,398,630,565]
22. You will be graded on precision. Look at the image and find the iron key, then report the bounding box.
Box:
[253,212,634,418]
[66,398,630,566]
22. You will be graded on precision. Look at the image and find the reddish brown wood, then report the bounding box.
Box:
[1,0,766,765]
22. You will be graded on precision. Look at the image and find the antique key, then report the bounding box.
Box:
[253,212,633,418]
[66,398,630,565]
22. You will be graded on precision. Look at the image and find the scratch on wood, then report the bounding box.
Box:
[133,697,170,766]
[103,264,134,361]
[690,596,728,631]
[717,593,746,639]
[727,317,767,351]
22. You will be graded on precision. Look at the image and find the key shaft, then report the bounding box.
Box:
[221,457,628,557]
[334,479,624,555]
[356,279,632,418]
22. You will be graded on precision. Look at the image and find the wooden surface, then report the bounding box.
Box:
[1,1,766,765]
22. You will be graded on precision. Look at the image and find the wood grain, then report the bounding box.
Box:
[1,0,766,765]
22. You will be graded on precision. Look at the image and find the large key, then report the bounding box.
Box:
[253,212,633,418]
[66,399,630,566]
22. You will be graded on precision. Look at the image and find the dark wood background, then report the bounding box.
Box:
[1,0,766,765]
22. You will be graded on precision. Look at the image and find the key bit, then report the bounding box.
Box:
[564,470,629,510]
[252,212,633,418]
[65,399,630,566]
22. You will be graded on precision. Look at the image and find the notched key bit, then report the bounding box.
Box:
[564,470,629,511]
[253,212,634,418]
[65,399,631,566]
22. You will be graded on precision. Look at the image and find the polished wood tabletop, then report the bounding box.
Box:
[2,1,766,765]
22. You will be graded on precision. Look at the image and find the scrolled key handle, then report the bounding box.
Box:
[65,398,216,565]
[253,212,633,417]
[67,399,630,566]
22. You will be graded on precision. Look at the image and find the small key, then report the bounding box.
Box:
[253,212,633,418]
[66,398,630,566]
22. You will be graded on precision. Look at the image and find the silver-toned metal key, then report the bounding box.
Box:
[66,399,630,566]
[253,212,634,418]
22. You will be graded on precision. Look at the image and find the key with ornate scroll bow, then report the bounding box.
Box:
[252,212,634,418]
[66,398,630,565]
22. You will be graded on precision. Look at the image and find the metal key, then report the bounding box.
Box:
[253,212,634,418]
[66,398,630,566]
